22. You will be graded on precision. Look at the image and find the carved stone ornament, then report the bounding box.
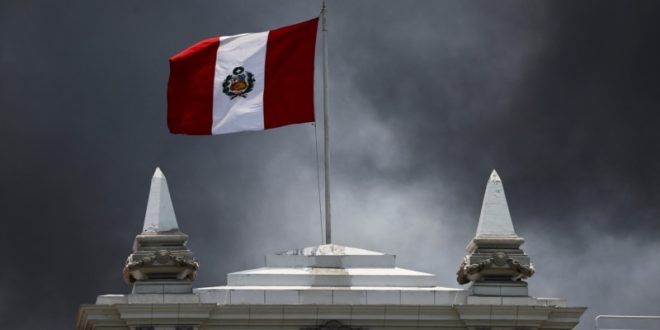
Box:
[301,320,366,330]
[122,248,199,283]
[456,252,535,285]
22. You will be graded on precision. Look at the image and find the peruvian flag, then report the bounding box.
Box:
[167,18,319,135]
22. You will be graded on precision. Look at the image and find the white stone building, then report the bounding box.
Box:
[76,169,586,329]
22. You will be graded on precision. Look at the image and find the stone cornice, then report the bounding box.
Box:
[77,303,585,329]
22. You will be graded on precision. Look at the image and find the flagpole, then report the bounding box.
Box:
[321,0,332,245]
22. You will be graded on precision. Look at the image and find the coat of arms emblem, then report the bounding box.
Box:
[222,66,255,100]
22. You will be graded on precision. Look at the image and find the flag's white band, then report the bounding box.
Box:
[212,32,269,135]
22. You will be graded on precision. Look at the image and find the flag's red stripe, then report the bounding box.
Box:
[167,37,219,135]
[263,18,319,129]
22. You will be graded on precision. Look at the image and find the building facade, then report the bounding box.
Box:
[76,169,586,329]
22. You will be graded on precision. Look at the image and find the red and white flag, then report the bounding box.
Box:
[167,18,319,135]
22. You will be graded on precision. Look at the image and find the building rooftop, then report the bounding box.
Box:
[78,169,586,330]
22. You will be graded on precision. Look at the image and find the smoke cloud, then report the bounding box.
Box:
[1,1,659,329]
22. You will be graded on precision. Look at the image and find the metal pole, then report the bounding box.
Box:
[321,0,331,245]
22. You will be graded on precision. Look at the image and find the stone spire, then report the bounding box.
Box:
[141,167,179,233]
[122,167,199,294]
[456,170,534,296]
[475,170,517,238]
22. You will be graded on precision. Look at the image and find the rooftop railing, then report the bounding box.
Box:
[596,315,660,330]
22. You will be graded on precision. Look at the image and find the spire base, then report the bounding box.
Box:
[131,280,194,294]
[457,244,534,290]
[469,281,529,297]
[467,235,525,252]
[122,232,199,287]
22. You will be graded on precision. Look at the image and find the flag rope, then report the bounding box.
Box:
[313,122,325,244]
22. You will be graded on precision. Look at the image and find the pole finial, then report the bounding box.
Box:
[320,0,328,32]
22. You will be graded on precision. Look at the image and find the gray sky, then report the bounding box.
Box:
[1,1,659,329]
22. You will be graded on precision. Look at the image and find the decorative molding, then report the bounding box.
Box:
[123,247,199,283]
[456,252,535,285]
[78,303,585,330]
[302,320,366,330]
[124,249,198,280]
